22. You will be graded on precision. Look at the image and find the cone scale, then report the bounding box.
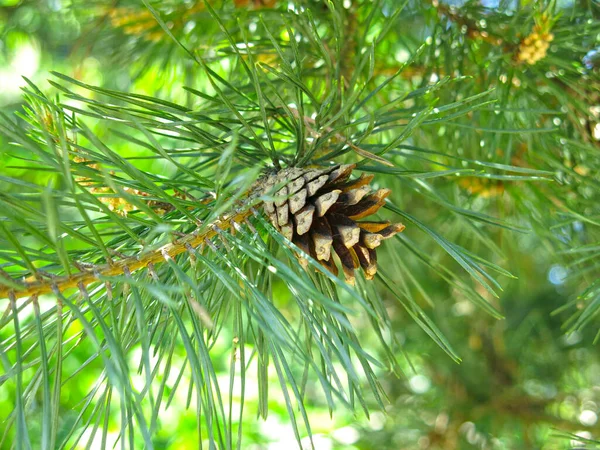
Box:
[257,164,405,284]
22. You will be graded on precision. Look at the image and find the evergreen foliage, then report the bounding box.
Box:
[0,0,599,448]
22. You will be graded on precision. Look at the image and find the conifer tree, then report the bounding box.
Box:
[0,0,599,449]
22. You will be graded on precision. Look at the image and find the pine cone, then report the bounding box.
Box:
[257,164,405,284]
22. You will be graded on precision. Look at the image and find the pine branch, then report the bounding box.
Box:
[2,0,599,447]
[0,207,254,301]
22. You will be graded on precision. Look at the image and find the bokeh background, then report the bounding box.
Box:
[1,1,600,449]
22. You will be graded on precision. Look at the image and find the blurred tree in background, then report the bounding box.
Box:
[0,0,599,449]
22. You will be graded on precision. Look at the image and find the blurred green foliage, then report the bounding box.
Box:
[1,1,600,449]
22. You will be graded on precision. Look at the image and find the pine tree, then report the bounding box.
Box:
[0,0,599,449]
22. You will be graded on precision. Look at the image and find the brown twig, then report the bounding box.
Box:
[0,207,254,301]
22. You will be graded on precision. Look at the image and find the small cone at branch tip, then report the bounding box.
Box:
[258,164,404,282]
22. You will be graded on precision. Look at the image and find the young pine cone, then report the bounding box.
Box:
[257,164,404,284]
